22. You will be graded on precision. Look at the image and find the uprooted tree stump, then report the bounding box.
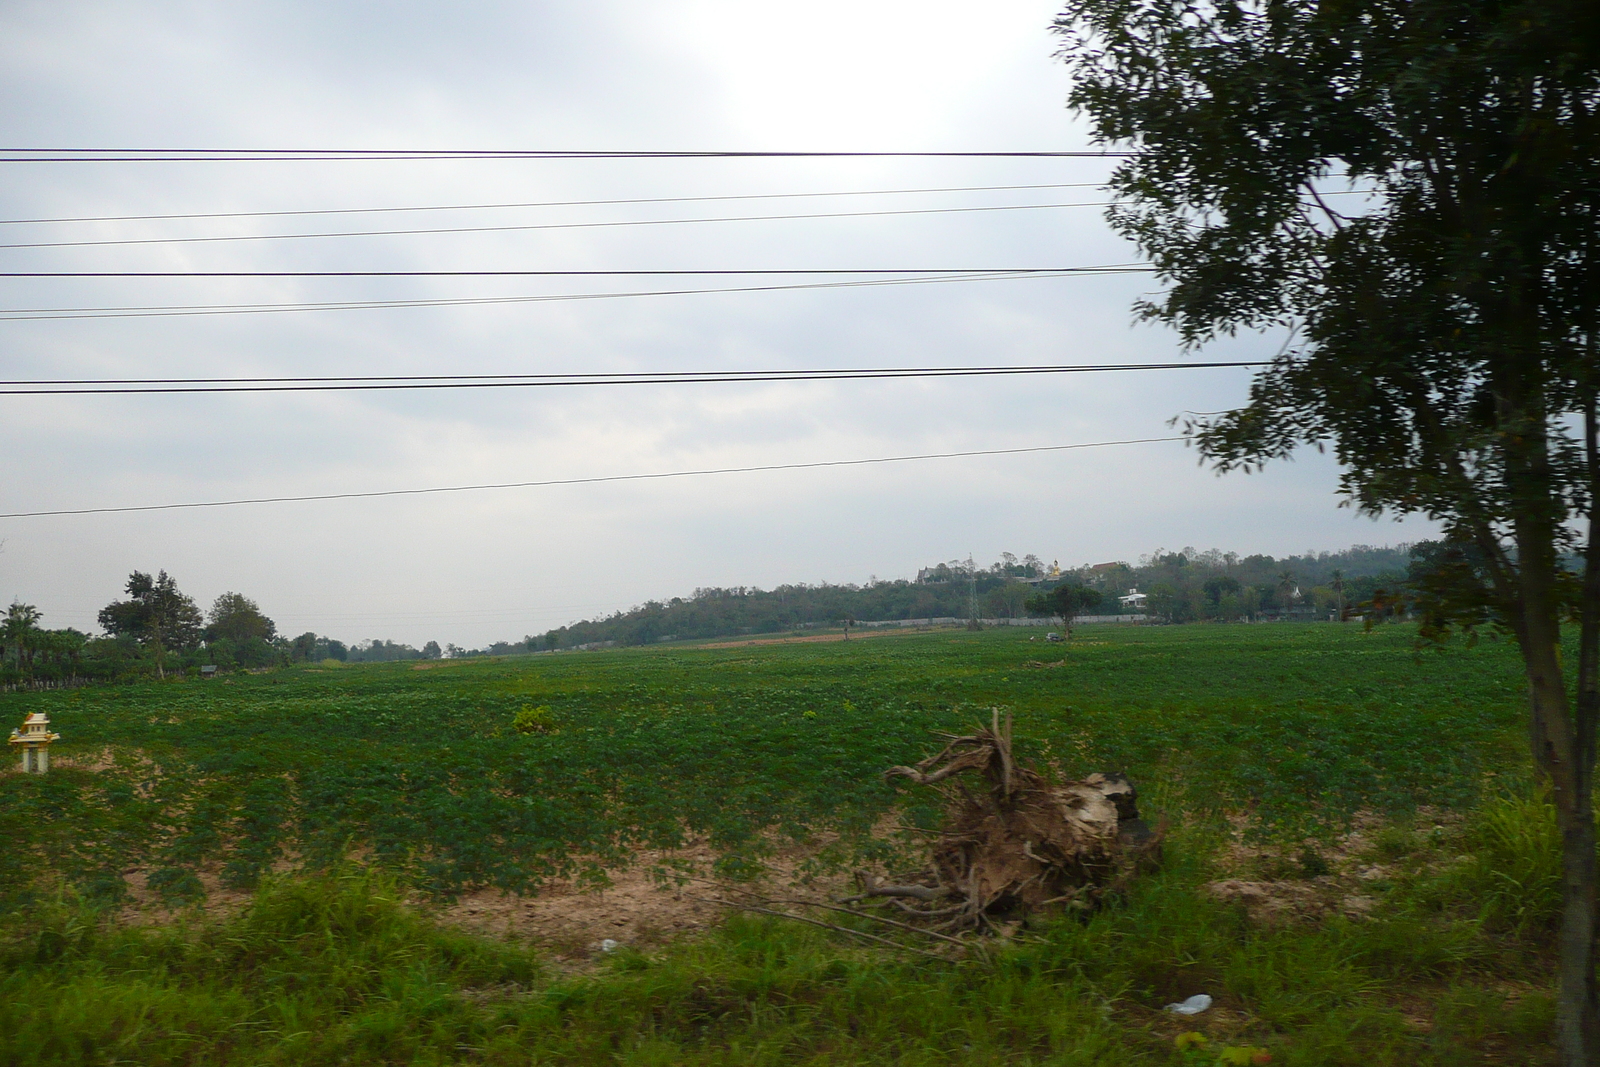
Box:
[866,710,1160,932]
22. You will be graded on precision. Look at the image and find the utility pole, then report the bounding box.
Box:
[967,553,981,630]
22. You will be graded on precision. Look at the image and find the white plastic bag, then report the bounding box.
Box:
[1164,994,1213,1015]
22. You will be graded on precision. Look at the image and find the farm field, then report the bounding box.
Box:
[0,622,1529,906]
[0,623,1560,1065]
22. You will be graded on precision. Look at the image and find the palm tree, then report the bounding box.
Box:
[1277,571,1298,617]
[2,602,42,677]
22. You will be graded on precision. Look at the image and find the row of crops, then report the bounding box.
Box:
[0,624,1529,910]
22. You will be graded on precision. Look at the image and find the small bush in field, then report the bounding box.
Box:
[512,704,558,735]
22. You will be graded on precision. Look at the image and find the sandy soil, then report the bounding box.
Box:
[436,847,724,960]
[435,835,862,965]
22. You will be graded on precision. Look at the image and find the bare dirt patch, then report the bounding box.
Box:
[117,866,260,926]
[436,837,858,967]
[439,856,720,960]
[1203,809,1458,923]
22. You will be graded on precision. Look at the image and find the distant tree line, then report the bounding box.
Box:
[0,570,444,687]
[1073,544,1419,624]
[502,544,1424,653]
[0,544,1443,684]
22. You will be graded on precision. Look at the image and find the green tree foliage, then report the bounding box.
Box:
[98,572,202,649]
[96,572,203,678]
[344,639,431,663]
[496,546,1413,653]
[206,592,276,643]
[0,603,87,685]
[202,592,282,669]
[1055,0,1600,1056]
[1,603,41,676]
[1024,583,1103,630]
[283,633,316,662]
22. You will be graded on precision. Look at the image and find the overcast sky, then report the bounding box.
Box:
[0,0,1433,647]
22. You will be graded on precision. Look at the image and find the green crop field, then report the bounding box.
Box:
[0,623,1562,1066]
[0,622,1530,909]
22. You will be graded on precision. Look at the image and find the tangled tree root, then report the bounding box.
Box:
[697,713,1160,954]
[864,710,1161,933]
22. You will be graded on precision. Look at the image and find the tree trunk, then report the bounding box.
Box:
[1515,504,1599,1066]
[1567,400,1600,1065]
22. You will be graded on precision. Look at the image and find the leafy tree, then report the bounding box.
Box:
[286,632,318,662]
[1055,0,1600,1055]
[1202,576,1239,605]
[2,602,41,676]
[32,628,86,679]
[1025,583,1104,634]
[986,581,1033,618]
[206,592,277,644]
[97,571,202,678]
[422,640,442,660]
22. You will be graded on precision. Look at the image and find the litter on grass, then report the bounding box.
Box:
[1164,994,1213,1015]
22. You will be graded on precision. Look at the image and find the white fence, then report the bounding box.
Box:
[855,615,1148,629]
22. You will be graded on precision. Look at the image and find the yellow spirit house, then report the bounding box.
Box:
[9,711,59,773]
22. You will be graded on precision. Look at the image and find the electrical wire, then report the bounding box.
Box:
[0,191,1370,249]
[0,183,1109,226]
[0,268,1153,321]
[0,436,1183,519]
[0,149,1135,162]
[0,200,1111,250]
[0,266,1126,278]
[0,362,1265,395]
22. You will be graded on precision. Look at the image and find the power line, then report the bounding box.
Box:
[0,362,1265,396]
[0,149,1135,162]
[0,436,1183,519]
[0,191,1368,249]
[0,266,1123,278]
[0,191,1376,251]
[0,183,1108,226]
[0,200,1111,250]
[0,268,1153,321]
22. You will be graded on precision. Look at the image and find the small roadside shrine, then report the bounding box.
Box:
[9,711,60,773]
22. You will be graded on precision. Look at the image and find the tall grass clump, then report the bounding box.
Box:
[1423,785,1564,937]
[0,867,541,1067]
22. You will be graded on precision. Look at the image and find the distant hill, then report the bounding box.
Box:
[462,543,1415,654]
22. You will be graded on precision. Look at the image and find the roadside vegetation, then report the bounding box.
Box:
[0,792,1564,1065]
